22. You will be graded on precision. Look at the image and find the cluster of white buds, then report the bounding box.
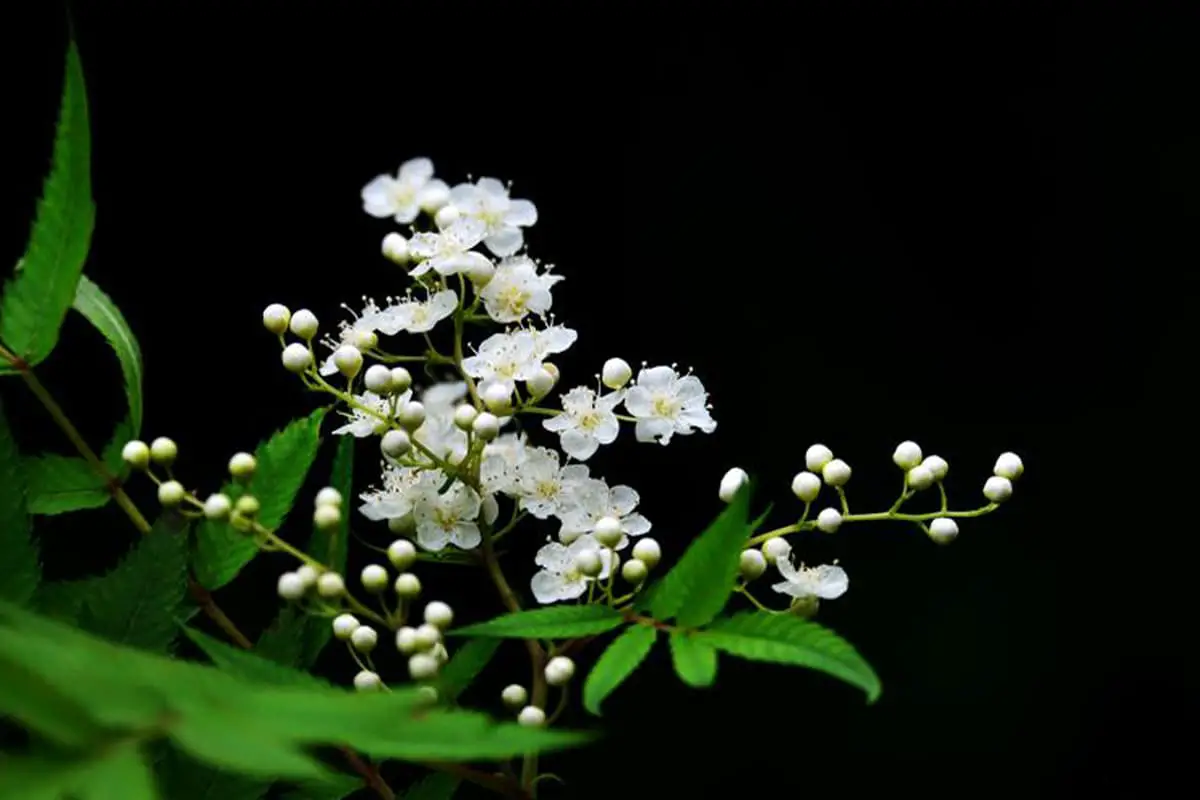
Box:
[393,600,455,681]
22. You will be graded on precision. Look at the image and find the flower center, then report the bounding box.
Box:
[652,394,679,418]
[498,285,530,316]
[578,411,600,430]
[536,479,559,499]
[434,506,459,531]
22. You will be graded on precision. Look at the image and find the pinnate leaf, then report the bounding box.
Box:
[183,626,329,689]
[668,630,718,688]
[22,453,111,515]
[582,623,657,716]
[449,604,625,638]
[699,611,881,702]
[0,744,158,800]
[72,274,143,433]
[0,400,39,606]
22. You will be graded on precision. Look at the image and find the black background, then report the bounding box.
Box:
[3,1,1199,797]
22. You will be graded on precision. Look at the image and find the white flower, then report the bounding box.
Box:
[462,331,540,394]
[361,157,448,224]
[480,432,530,496]
[448,177,538,257]
[543,386,622,461]
[514,447,589,519]
[413,382,470,464]
[407,219,494,278]
[530,535,612,604]
[379,290,458,335]
[358,463,433,521]
[332,391,407,437]
[314,299,388,375]
[526,323,578,361]
[412,476,483,551]
[557,478,650,547]
[623,365,716,445]
[479,256,562,323]
[772,556,849,601]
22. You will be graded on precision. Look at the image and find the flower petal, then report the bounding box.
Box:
[505,199,538,227]
[484,227,524,257]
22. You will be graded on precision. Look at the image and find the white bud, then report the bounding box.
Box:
[397,401,425,430]
[993,452,1024,480]
[317,572,346,598]
[574,549,603,577]
[822,458,851,487]
[350,625,378,653]
[413,623,442,652]
[472,412,500,442]
[351,330,377,351]
[332,345,363,378]
[805,444,834,472]
[203,493,232,520]
[150,437,178,466]
[234,495,260,516]
[314,487,342,508]
[593,516,623,548]
[631,538,661,569]
[394,572,421,599]
[922,455,949,481]
[928,517,959,544]
[739,549,767,580]
[390,366,413,392]
[621,558,648,584]
[408,652,440,681]
[416,685,439,703]
[289,309,319,340]
[387,539,417,570]
[601,357,632,389]
[453,404,478,430]
[790,471,821,503]
[121,440,151,470]
[361,564,389,593]
[381,232,409,263]
[157,480,185,507]
[364,364,393,394]
[434,204,460,229]
[276,572,306,600]
[525,368,555,398]
[353,670,382,692]
[907,464,935,491]
[718,467,749,503]
[313,503,340,531]
[465,257,495,286]
[892,440,923,470]
[282,343,313,373]
[501,684,528,709]
[762,537,791,563]
[542,362,560,384]
[816,508,843,533]
[518,705,546,727]
[228,452,257,480]
[381,429,412,458]
[419,182,450,213]
[295,565,318,588]
[482,493,500,525]
[262,303,291,335]
[481,383,511,413]
[332,613,359,640]
[395,626,418,654]
[424,601,454,629]
[388,513,415,536]
[983,475,1013,503]
[544,656,576,687]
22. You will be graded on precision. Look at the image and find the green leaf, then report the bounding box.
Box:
[699,611,882,702]
[0,744,159,800]
[668,630,718,688]
[437,637,500,702]
[30,576,96,625]
[0,400,40,606]
[0,40,93,371]
[403,771,460,800]
[169,703,332,782]
[77,516,190,653]
[155,747,269,800]
[449,604,625,639]
[182,626,328,689]
[72,274,143,434]
[582,624,657,716]
[648,481,752,627]
[22,453,111,515]
[279,772,363,800]
[0,642,110,748]
[253,605,308,667]
[195,408,328,590]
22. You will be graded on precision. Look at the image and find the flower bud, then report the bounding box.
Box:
[419,182,451,213]
[928,517,959,544]
[234,495,260,517]
[525,368,555,398]
[574,549,603,577]
[408,653,439,681]
[364,364,393,394]
[631,538,661,569]
[466,257,495,286]
[381,429,412,458]
[482,383,512,413]
[121,440,151,470]
[601,357,632,390]
[394,572,421,599]
[276,572,306,600]
[388,513,416,536]
[262,303,291,335]
[483,493,500,525]
[353,670,383,692]
[332,613,359,640]
[424,601,454,629]
[718,467,749,503]
[282,343,313,373]
[289,309,319,340]
[621,558,648,584]
[390,366,413,392]
[983,475,1013,503]
[434,204,460,230]
[313,503,340,531]
[395,626,418,654]
[892,440,923,471]
[906,464,935,490]
[228,452,257,480]
[739,549,766,580]
[413,623,442,651]
[791,595,820,619]
[993,452,1024,480]
[315,487,342,508]
[453,404,478,430]
[517,705,546,727]
[805,444,834,472]
[541,362,560,384]
[472,412,500,442]
[816,508,843,533]
[593,516,623,548]
[416,685,439,703]
[387,538,417,570]
[382,232,409,264]
[157,480,185,507]
[762,537,791,563]
[351,625,379,653]
[203,493,232,520]
[790,471,821,503]
[544,656,576,687]
[922,455,949,481]
[361,564,389,593]
[822,459,851,487]
[150,437,178,467]
[501,684,528,709]
[397,401,425,430]
[333,345,363,378]
[351,330,378,351]
[317,572,345,597]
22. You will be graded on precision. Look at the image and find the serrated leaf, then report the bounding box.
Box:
[72,274,143,434]
[449,605,625,639]
[195,408,328,590]
[699,611,881,702]
[0,40,93,371]
[30,576,96,625]
[183,626,328,689]
[668,630,718,688]
[75,745,159,800]
[0,400,39,606]
[582,623,657,716]
[648,481,752,627]
[77,516,189,653]
[254,605,308,667]
[403,771,460,800]
[169,705,333,782]
[437,637,500,702]
[154,747,268,800]
[0,743,158,800]
[22,453,111,514]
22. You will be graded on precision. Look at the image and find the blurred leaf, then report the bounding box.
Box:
[582,624,657,716]
[0,743,158,800]
[30,576,96,626]
[403,771,460,799]
[183,626,328,689]
[0,40,93,372]
[154,747,269,800]
[0,399,39,606]
[437,637,500,702]
[449,605,625,639]
[279,771,363,800]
